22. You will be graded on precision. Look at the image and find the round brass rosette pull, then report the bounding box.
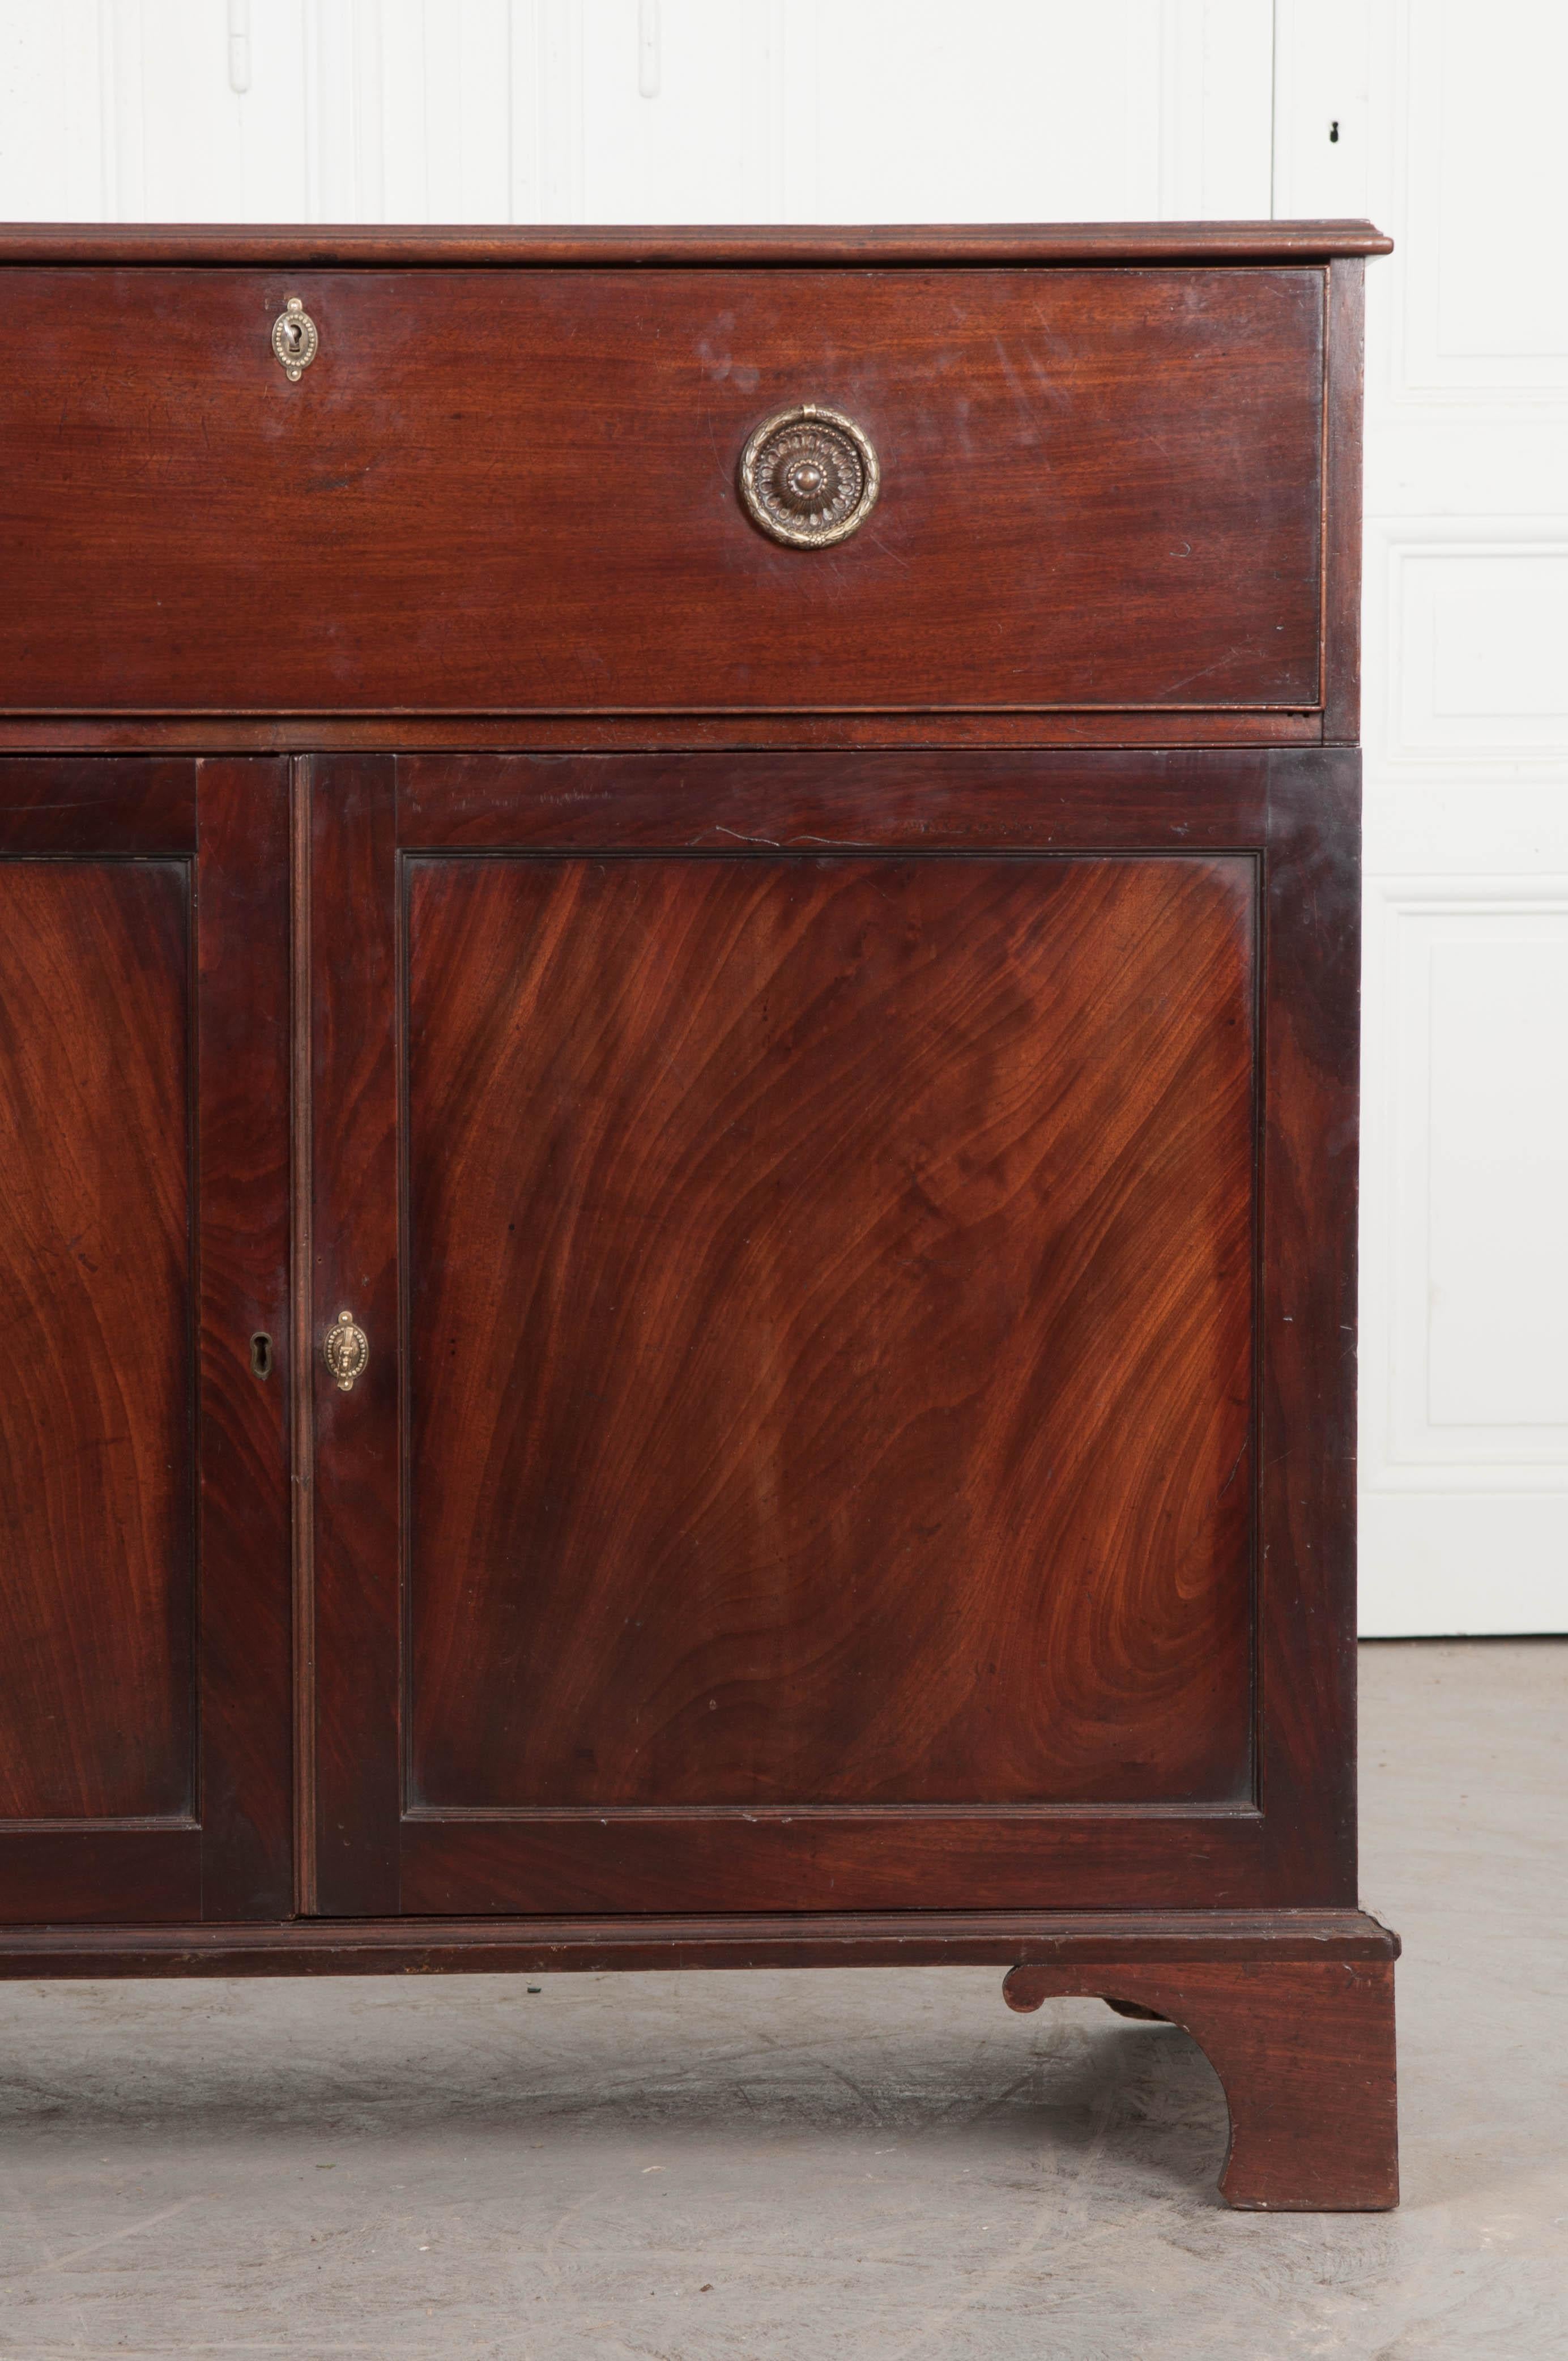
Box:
[738,404,880,548]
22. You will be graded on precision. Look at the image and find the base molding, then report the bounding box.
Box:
[0,1904,1396,1979]
[1,1906,1398,2214]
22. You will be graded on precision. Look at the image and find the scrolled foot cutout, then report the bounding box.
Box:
[1003,1957,1398,2211]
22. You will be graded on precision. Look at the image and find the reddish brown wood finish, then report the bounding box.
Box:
[406,852,1255,1812]
[0,756,194,845]
[0,1906,1400,1977]
[1256,761,1361,1896]
[0,758,291,1923]
[397,747,1275,853]
[306,756,401,1915]
[0,1830,199,1927]
[306,747,1360,1915]
[0,711,1327,758]
[195,759,295,1917]
[1323,261,1368,744]
[0,855,193,1820]
[0,228,1394,2209]
[1005,1953,1398,2210]
[0,1895,1398,2207]
[0,222,1396,266]
[290,756,316,1910]
[396,1813,1269,1916]
[0,267,1324,717]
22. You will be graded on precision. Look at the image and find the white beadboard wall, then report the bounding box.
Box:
[0,1,1563,1635]
[0,2,1275,225]
[1276,0,1568,1634]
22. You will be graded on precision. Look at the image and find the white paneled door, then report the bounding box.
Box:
[0,2,1562,1632]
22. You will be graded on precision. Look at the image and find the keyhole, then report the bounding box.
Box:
[283,319,304,354]
[1329,119,1340,143]
[250,1331,274,1381]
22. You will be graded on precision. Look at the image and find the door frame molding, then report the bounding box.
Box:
[302,745,1359,1915]
[0,756,292,1924]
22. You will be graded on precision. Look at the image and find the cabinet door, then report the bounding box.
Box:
[306,751,1357,1916]
[0,760,292,1923]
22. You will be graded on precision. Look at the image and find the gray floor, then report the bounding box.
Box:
[1,1641,1563,2359]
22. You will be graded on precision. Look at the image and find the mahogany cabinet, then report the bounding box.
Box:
[0,221,1396,2211]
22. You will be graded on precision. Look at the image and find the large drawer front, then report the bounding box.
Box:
[1,266,1325,715]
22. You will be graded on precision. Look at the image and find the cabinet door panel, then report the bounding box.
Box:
[0,858,192,1818]
[405,853,1254,1812]
[0,759,292,1923]
[309,751,1358,1915]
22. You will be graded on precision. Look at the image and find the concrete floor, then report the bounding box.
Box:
[0,1640,1563,2359]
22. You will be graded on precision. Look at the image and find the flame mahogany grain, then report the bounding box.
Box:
[404,852,1257,1813]
[0,856,192,1822]
[304,746,1362,1920]
[0,757,291,1924]
[0,232,1395,2209]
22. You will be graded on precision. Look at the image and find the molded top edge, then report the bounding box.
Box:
[0,219,1394,267]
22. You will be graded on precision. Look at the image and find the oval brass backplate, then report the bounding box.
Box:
[271,296,318,382]
[323,1308,368,1392]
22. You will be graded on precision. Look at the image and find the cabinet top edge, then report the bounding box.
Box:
[0,220,1395,268]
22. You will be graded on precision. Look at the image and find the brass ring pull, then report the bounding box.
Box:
[323,1308,369,1392]
[738,404,880,548]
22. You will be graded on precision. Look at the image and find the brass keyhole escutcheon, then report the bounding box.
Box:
[271,296,319,383]
[323,1308,369,1393]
